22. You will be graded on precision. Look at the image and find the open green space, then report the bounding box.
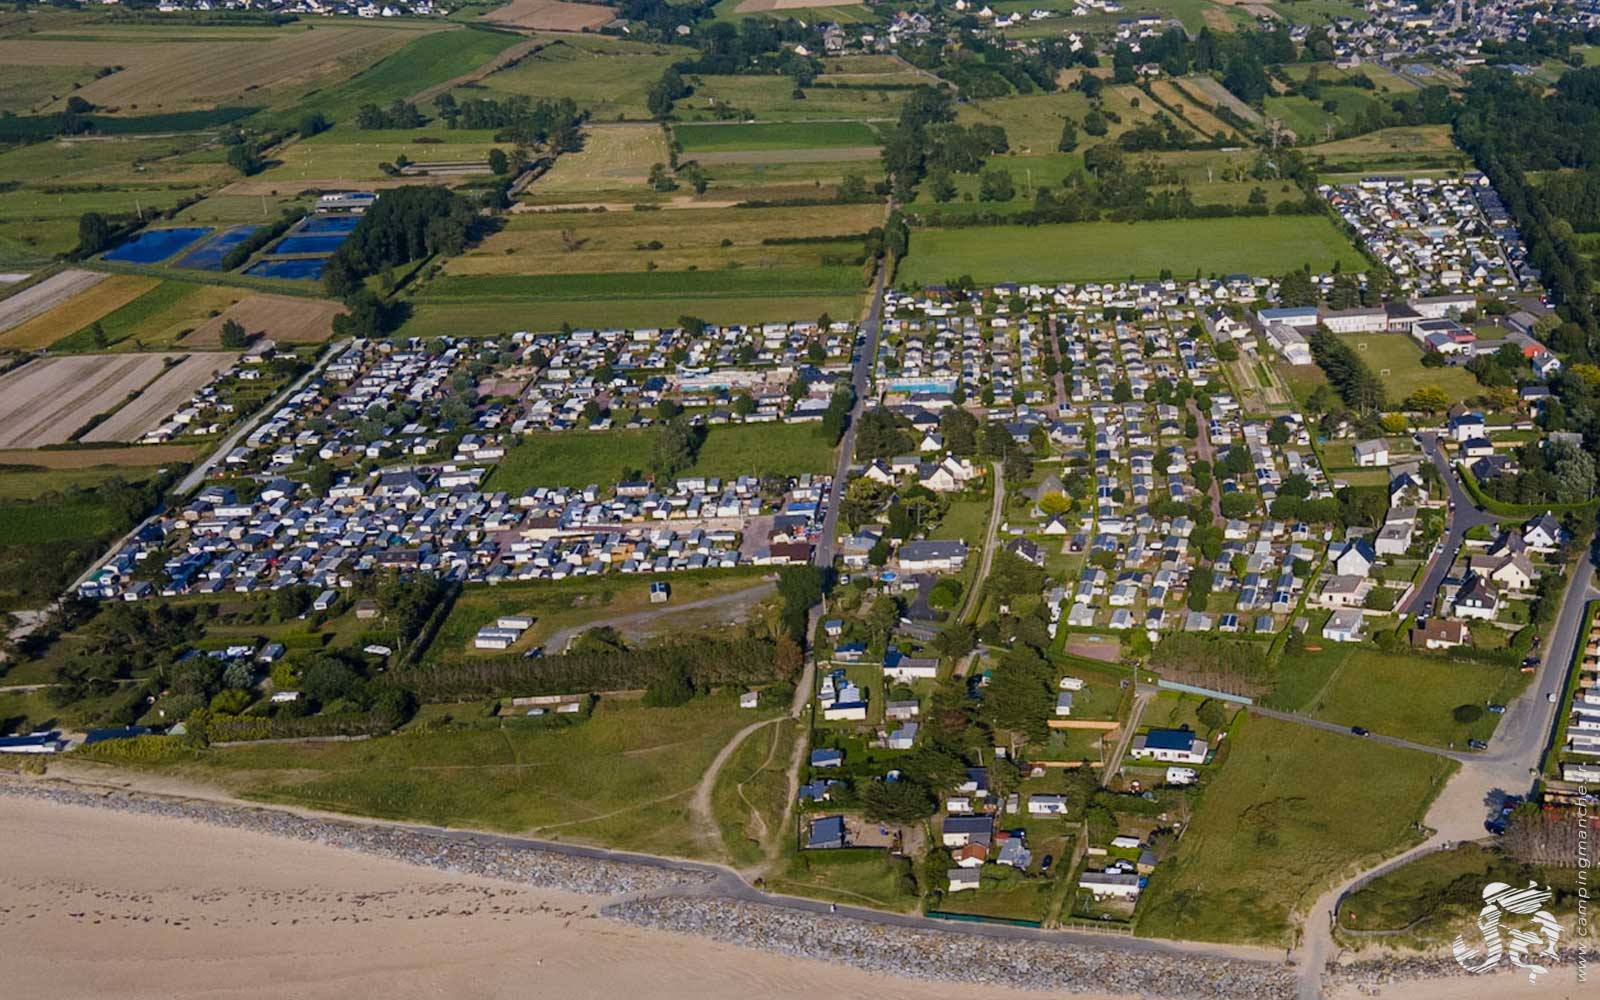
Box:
[673,121,881,153]
[673,74,905,124]
[400,293,864,336]
[712,717,796,866]
[0,465,163,500]
[766,844,920,911]
[901,216,1365,285]
[485,421,837,493]
[1297,649,1526,748]
[129,694,774,857]
[1330,332,1480,401]
[466,35,680,121]
[1136,713,1455,946]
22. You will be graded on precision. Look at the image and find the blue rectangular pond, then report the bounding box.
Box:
[271,234,349,256]
[103,226,214,263]
[296,214,362,235]
[175,224,260,270]
[245,258,327,281]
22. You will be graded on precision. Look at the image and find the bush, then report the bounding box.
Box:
[1453,703,1485,724]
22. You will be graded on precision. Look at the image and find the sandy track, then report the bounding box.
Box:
[83,351,239,444]
[0,269,106,335]
[0,354,175,449]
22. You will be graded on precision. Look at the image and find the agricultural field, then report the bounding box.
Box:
[151,694,778,857]
[445,203,882,277]
[0,353,178,448]
[0,463,166,501]
[901,216,1365,286]
[1136,713,1455,946]
[0,63,99,115]
[0,444,198,471]
[47,280,253,354]
[0,275,160,351]
[183,295,344,347]
[485,421,838,492]
[673,74,905,125]
[1302,125,1470,175]
[82,351,240,444]
[401,291,865,334]
[463,36,681,120]
[477,0,615,30]
[260,126,510,188]
[0,21,436,116]
[1147,79,1239,140]
[954,91,1099,153]
[714,0,879,22]
[0,269,109,340]
[523,122,671,204]
[672,121,881,153]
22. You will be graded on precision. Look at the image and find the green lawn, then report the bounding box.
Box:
[0,496,123,544]
[1332,332,1480,401]
[485,421,837,492]
[400,294,865,336]
[673,121,881,152]
[1306,649,1527,748]
[1135,713,1455,946]
[142,694,774,857]
[0,465,162,500]
[766,844,921,910]
[901,216,1365,285]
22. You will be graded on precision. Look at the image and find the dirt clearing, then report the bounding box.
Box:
[83,351,239,444]
[0,270,107,336]
[479,0,614,30]
[0,275,160,351]
[184,295,344,347]
[0,354,175,448]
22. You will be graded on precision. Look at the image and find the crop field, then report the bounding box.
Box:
[0,269,107,336]
[0,63,98,115]
[486,421,838,491]
[1136,713,1455,946]
[0,22,433,115]
[478,0,615,30]
[184,295,344,347]
[1303,125,1468,173]
[1180,74,1265,127]
[263,126,509,186]
[48,280,251,353]
[446,203,882,277]
[673,74,905,124]
[466,36,680,120]
[0,353,176,449]
[0,275,160,351]
[171,695,773,856]
[901,216,1366,285]
[0,444,198,470]
[672,121,881,153]
[524,122,670,203]
[82,351,240,444]
[1148,79,1238,139]
[0,463,165,501]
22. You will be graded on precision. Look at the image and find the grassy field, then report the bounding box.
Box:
[953,90,1100,152]
[901,216,1366,285]
[50,280,250,353]
[1329,332,1480,401]
[673,74,905,124]
[712,716,797,866]
[465,35,680,120]
[145,694,776,856]
[1136,713,1455,946]
[765,845,920,911]
[263,126,509,185]
[0,464,164,500]
[1304,649,1527,748]
[400,292,865,335]
[485,421,837,492]
[447,204,881,277]
[673,121,881,153]
[0,63,99,115]
[522,122,670,203]
[1302,125,1469,173]
[0,493,125,545]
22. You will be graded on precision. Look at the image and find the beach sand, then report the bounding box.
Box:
[0,795,1101,1000]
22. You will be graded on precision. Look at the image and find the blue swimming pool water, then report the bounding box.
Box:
[245,257,327,281]
[888,378,956,394]
[271,234,348,256]
[103,226,213,263]
[175,225,261,270]
[295,214,362,235]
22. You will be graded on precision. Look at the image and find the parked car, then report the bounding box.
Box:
[1351,726,1370,737]
[1487,704,1506,714]
[1468,739,1488,751]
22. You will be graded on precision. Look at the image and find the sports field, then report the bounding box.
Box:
[901,216,1366,285]
[1136,713,1455,946]
[1331,331,1480,400]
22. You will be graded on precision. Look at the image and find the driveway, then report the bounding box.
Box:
[1399,432,1500,617]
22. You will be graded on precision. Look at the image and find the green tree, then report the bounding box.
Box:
[218,318,248,349]
[487,148,510,175]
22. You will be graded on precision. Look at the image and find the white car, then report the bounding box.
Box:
[1548,693,1559,704]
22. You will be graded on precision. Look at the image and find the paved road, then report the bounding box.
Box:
[1398,432,1500,617]
[1185,397,1223,527]
[812,268,886,571]
[955,461,1005,624]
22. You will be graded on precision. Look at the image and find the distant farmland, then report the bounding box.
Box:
[901,216,1367,285]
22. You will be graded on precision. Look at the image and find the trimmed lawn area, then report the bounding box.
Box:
[145,693,775,857]
[673,121,881,152]
[484,422,837,492]
[1332,332,1479,401]
[399,293,865,335]
[1308,648,1529,748]
[901,216,1365,285]
[1135,713,1456,946]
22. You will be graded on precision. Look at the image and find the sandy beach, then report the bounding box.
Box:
[0,794,1107,1000]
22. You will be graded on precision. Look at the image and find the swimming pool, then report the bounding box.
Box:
[244,257,327,281]
[888,378,956,394]
[271,234,348,256]
[175,225,260,270]
[103,227,213,263]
